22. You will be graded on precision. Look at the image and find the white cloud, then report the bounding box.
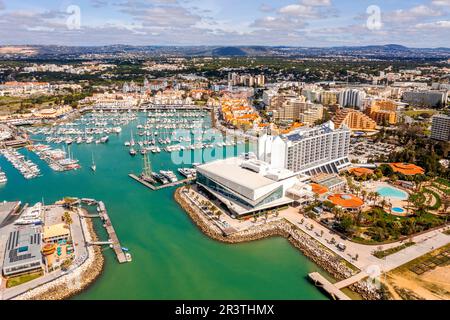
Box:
[301,0,332,6]
[416,20,450,28]
[250,15,307,30]
[279,4,319,17]
[386,5,443,22]
[432,0,450,6]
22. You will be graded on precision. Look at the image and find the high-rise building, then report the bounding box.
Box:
[339,89,367,109]
[431,114,450,142]
[320,90,340,106]
[268,95,323,125]
[366,100,398,125]
[332,108,377,131]
[257,121,351,176]
[402,90,447,108]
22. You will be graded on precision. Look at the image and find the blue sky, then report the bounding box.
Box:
[0,0,449,47]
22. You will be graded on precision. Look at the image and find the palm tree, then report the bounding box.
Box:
[374,192,381,206]
[380,198,387,210]
[63,211,73,226]
[361,190,367,201]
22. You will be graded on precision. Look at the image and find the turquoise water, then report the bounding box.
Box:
[392,207,405,213]
[377,186,408,200]
[0,112,328,300]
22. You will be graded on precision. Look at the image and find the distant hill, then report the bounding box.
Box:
[0,44,449,59]
[212,47,247,56]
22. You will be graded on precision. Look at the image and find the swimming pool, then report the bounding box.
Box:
[392,207,405,213]
[377,186,408,200]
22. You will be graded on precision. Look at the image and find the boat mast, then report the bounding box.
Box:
[142,152,152,177]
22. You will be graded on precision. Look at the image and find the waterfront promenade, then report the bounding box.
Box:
[279,207,450,276]
[176,186,450,298]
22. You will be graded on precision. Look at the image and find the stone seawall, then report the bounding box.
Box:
[174,188,356,282]
[175,187,385,299]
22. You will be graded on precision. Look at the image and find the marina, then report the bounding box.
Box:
[0,109,327,300]
[28,144,81,172]
[0,148,41,179]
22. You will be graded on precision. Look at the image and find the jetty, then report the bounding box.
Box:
[129,173,194,191]
[96,201,128,263]
[308,272,351,300]
[81,198,129,264]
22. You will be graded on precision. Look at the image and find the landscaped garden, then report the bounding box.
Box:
[6,271,44,288]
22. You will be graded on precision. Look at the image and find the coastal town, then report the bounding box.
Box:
[0,44,449,302]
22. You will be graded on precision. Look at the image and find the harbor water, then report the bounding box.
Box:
[0,111,328,299]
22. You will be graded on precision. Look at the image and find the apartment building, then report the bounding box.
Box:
[332,108,377,131]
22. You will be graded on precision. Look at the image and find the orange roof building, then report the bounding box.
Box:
[220,98,261,128]
[310,183,329,195]
[332,108,377,131]
[389,163,425,175]
[328,194,364,208]
[348,167,374,177]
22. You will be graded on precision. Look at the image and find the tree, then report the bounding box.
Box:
[63,211,73,226]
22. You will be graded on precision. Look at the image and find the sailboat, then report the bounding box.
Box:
[91,153,96,172]
[130,129,136,147]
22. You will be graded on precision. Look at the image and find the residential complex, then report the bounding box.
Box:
[402,90,448,108]
[332,108,377,132]
[267,95,324,125]
[220,98,261,129]
[228,73,265,88]
[366,100,398,125]
[338,88,366,109]
[431,114,450,142]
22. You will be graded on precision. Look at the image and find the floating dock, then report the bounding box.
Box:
[129,173,194,191]
[308,272,351,300]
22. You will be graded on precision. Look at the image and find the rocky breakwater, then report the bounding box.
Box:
[15,211,104,300]
[175,187,358,283]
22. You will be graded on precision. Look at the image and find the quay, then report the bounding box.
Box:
[129,173,195,191]
[308,272,352,300]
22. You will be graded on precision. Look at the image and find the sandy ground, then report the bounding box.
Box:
[383,246,450,300]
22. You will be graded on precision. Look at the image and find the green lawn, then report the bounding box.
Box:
[373,242,416,259]
[403,109,437,117]
[6,271,43,288]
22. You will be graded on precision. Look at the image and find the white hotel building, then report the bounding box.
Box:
[257,121,351,176]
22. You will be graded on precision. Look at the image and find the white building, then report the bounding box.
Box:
[257,121,351,176]
[339,89,366,109]
[431,114,450,142]
[196,157,313,216]
[403,90,447,108]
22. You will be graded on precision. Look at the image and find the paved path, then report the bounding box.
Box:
[279,207,450,275]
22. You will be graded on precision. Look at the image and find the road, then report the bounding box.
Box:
[280,207,450,275]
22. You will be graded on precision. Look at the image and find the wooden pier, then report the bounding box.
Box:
[96,201,128,264]
[129,173,195,191]
[308,272,351,300]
